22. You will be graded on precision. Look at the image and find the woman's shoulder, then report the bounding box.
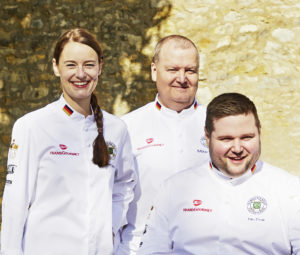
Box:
[13,100,58,129]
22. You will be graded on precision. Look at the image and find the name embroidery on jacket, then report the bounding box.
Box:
[183,199,213,213]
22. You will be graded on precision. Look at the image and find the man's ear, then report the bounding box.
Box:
[151,62,157,82]
[258,124,262,134]
[204,127,210,146]
[52,58,60,77]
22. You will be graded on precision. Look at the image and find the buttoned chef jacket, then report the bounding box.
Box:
[1,95,136,255]
[117,96,209,254]
[138,161,300,255]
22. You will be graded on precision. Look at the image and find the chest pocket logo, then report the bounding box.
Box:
[106,141,117,160]
[247,196,267,214]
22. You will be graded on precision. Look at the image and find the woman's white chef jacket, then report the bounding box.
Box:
[138,161,300,255]
[1,95,136,255]
[117,96,209,254]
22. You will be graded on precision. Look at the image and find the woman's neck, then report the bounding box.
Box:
[63,94,92,117]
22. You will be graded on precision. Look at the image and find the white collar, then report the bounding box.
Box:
[208,161,263,186]
[58,94,94,122]
[154,94,198,118]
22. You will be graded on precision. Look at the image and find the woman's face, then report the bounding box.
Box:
[53,41,102,106]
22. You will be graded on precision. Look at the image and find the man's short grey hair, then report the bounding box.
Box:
[152,35,199,64]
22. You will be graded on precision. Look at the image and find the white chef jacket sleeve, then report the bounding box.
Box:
[291,208,300,255]
[1,117,39,255]
[137,185,173,255]
[112,128,137,235]
[289,178,300,254]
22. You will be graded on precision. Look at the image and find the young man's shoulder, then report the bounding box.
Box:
[261,161,298,180]
[259,161,300,195]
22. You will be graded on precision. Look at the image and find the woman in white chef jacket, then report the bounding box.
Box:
[1,28,136,255]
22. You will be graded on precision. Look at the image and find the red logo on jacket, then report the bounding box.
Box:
[146,138,153,144]
[137,138,164,151]
[193,200,202,206]
[59,144,67,150]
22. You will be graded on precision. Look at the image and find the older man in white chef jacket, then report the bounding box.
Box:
[116,35,210,254]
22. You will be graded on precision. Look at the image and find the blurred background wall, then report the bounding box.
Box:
[1,0,299,217]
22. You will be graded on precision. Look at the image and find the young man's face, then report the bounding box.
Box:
[151,40,199,113]
[206,113,261,178]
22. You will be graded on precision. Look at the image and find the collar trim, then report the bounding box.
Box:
[63,104,73,116]
[251,164,256,173]
[155,100,198,111]
[194,101,198,109]
[155,101,162,111]
[209,161,256,174]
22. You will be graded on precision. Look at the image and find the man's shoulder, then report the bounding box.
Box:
[192,103,207,123]
[102,110,128,136]
[121,101,155,123]
[103,110,125,125]
[164,163,209,187]
[262,162,297,178]
[195,103,206,114]
[260,161,300,188]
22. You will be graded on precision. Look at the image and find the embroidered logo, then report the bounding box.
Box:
[137,138,164,151]
[7,164,16,174]
[197,136,209,154]
[8,139,18,159]
[194,101,198,109]
[200,136,208,148]
[59,144,67,150]
[50,144,79,156]
[155,101,161,111]
[6,164,16,185]
[247,196,267,215]
[193,199,202,206]
[106,141,117,160]
[63,105,73,116]
[9,140,19,150]
[146,138,153,144]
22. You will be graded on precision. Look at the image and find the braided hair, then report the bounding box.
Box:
[91,93,109,167]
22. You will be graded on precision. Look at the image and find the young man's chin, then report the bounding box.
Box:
[223,163,248,178]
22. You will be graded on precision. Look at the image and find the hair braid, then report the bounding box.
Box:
[91,93,110,167]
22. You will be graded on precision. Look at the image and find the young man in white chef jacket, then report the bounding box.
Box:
[138,92,300,255]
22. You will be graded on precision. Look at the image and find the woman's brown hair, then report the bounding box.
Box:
[54,28,109,167]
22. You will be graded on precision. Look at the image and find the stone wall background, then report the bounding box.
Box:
[1,0,299,222]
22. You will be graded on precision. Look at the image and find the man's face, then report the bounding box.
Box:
[151,41,199,112]
[206,113,261,178]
